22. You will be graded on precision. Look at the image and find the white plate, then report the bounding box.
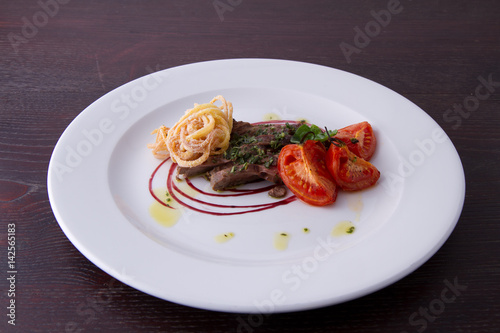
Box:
[47,59,465,313]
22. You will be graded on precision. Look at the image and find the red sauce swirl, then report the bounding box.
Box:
[149,158,296,216]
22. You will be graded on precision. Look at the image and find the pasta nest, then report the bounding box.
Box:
[148,95,233,168]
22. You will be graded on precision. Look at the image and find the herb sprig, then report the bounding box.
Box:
[290,124,337,144]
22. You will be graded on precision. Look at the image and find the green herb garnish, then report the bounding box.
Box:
[291,124,337,144]
[264,157,274,168]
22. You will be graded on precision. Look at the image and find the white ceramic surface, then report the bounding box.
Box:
[47,59,465,313]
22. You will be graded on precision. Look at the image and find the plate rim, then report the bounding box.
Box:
[47,58,466,313]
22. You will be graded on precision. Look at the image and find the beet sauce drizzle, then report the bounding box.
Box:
[148,158,172,208]
[184,178,274,197]
[149,160,297,216]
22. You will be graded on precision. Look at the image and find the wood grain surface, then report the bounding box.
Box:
[1,0,499,332]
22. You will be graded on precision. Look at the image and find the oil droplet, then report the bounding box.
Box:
[263,113,281,121]
[296,117,309,123]
[331,221,356,237]
[177,180,199,198]
[149,187,181,227]
[215,232,235,243]
[273,232,290,251]
[302,228,310,234]
[347,193,363,221]
[149,202,181,227]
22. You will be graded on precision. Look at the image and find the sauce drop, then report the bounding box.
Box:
[331,221,355,237]
[214,232,235,243]
[149,201,181,227]
[273,232,290,251]
[263,113,281,121]
[149,187,181,227]
[176,178,200,198]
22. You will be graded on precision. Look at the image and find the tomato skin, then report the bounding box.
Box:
[326,142,380,191]
[335,121,377,161]
[278,140,338,206]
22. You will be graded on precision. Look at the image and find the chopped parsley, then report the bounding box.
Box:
[264,157,274,168]
[223,123,298,169]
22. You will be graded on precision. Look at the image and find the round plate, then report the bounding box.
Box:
[47,59,465,313]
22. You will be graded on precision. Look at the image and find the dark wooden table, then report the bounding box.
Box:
[1,0,499,332]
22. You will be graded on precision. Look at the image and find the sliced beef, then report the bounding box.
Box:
[231,120,254,134]
[177,120,301,190]
[208,163,281,191]
[177,154,229,178]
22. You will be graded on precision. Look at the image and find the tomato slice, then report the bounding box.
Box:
[335,121,377,161]
[326,141,380,191]
[278,140,338,206]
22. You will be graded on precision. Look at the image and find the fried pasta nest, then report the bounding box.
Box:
[148,95,233,167]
